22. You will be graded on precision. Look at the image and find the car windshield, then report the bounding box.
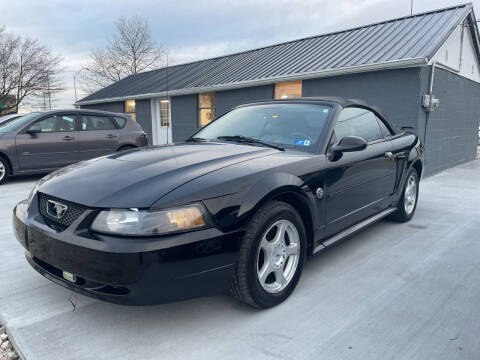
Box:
[0,116,23,126]
[192,104,331,151]
[0,112,41,133]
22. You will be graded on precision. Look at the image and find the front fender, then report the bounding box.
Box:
[393,137,424,203]
[202,172,318,235]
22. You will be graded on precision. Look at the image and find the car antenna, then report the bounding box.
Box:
[166,53,169,146]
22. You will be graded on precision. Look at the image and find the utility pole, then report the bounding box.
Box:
[47,71,51,110]
[410,0,414,15]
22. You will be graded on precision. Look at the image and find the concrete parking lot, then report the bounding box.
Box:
[1,161,480,360]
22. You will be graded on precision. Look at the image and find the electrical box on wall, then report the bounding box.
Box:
[422,94,440,112]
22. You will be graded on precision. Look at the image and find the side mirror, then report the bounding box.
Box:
[332,136,367,153]
[27,124,41,135]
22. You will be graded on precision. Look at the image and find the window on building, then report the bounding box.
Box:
[334,107,383,143]
[275,81,302,99]
[125,100,136,120]
[199,92,216,127]
[160,99,170,127]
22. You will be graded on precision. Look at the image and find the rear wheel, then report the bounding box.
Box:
[231,201,306,308]
[0,156,10,185]
[390,169,419,222]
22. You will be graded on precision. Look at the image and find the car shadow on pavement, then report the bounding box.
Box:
[7,174,44,185]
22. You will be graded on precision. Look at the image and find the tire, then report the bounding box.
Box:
[0,156,10,185]
[390,169,419,222]
[231,201,306,308]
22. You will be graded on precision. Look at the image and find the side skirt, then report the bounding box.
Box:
[312,207,396,254]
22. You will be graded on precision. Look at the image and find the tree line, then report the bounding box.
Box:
[0,15,165,112]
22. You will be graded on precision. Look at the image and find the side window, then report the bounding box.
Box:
[33,115,75,133]
[334,107,384,143]
[113,116,127,128]
[81,115,116,131]
[376,116,392,137]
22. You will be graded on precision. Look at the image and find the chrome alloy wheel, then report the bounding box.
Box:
[0,161,5,182]
[257,219,300,293]
[404,174,417,215]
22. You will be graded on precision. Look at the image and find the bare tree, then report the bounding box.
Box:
[0,27,63,111]
[80,16,166,93]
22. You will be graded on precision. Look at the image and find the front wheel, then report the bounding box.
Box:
[231,201,306,308]
[390,169,419,222]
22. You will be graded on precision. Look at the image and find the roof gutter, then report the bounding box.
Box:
[75,57,428,106]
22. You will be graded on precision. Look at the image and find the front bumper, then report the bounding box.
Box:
[13,199,243,305]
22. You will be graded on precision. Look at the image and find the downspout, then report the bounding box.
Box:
[422,61,437,149]
[458,20,465,71]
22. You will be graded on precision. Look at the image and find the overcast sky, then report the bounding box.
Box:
[1,0,479,110]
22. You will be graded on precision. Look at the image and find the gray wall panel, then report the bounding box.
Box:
[303,68,423,130]
[80,101,124,113]
[171,95,198,142]
[419,67,480,175]
[135,99,152,145]
[216,85,274,116]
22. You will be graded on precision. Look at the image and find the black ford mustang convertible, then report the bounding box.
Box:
[13,97,423,308]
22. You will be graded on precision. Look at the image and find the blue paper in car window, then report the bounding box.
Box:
[293,139,311,146]
[323,109,329,113]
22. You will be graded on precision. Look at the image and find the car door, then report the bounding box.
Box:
[78,113,120,160]
[16,113,78,171]
[324,107,397,237]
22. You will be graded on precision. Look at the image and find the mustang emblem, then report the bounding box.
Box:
[47,200,68,219]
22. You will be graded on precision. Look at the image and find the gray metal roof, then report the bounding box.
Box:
[78,3,478,104]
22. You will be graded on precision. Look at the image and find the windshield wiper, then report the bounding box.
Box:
[217,135,284,151]
[185,137,211,142]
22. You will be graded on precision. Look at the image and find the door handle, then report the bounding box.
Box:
[106,134,117,139]
[62,136,75,141]
[384,151,394,159]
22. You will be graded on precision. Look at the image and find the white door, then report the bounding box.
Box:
[151,97,172,145]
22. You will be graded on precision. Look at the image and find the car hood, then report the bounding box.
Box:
[37,142,279,208]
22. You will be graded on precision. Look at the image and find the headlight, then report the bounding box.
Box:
[26,186,37,206]
[90,204,208,236]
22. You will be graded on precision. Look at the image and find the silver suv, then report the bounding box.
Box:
[0,109,148,184]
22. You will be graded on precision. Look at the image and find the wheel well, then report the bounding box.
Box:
[269,191,314,252]
[117,144,137,151]
[412,160,422,178]
[0,152,12,175]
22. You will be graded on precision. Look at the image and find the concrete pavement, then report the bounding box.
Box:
[1,162,480,360]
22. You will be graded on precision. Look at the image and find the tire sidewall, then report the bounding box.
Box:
[245,203,306,307]
[0,157,9,185]
[401,169,419,220]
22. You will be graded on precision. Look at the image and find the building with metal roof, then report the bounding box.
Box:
[77,3,480,175]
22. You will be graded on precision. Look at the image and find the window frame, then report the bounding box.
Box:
[113,116,128,129]
[79,114,118,131]
[160,99,170,128]
[21,112,78,134]
[274,81,303,99]
[198,92,216,127]
[125,100,136,121]
[329,106,389,149]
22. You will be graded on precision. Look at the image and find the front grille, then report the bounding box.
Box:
[38,193,88,231]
